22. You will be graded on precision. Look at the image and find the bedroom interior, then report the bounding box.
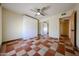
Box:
[0,3,79,56]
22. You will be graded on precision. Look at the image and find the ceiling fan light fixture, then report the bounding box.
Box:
[37,12,40,15]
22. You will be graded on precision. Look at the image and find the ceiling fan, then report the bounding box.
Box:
[31,6,50,16]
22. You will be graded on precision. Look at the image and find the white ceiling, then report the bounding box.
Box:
[2,3,76,19]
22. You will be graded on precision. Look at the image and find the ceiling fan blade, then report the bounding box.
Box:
[40,12,45,16]
[30,9,37,12]
[43,11,48,15]
[41,6,50,12]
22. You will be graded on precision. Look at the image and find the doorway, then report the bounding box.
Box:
[59,18,69,37]
[40,21,49,38]
[59,12,76,48]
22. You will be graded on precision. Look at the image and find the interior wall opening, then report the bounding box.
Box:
[59,18,69,37]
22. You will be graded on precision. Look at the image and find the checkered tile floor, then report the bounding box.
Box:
[0,36,79,56]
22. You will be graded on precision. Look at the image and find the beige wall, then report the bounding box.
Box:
[2,8,23,42]
[0,5,2,45]
[63,21,69,36]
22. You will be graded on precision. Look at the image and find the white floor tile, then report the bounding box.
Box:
[27,50,36,56]
[55,52,64,56]
[16,50,26,56]
[38,47,48,56]
[6,50,16,56]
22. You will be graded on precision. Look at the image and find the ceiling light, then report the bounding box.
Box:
[37,12,40,15]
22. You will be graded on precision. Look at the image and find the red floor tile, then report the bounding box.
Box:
[33,53,40,56]
[44,49,55,56]
[57,44,65,55]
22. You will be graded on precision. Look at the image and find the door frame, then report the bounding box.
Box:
[59,17,70,37]
[59,11,77,48]
[42,21,49,37]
